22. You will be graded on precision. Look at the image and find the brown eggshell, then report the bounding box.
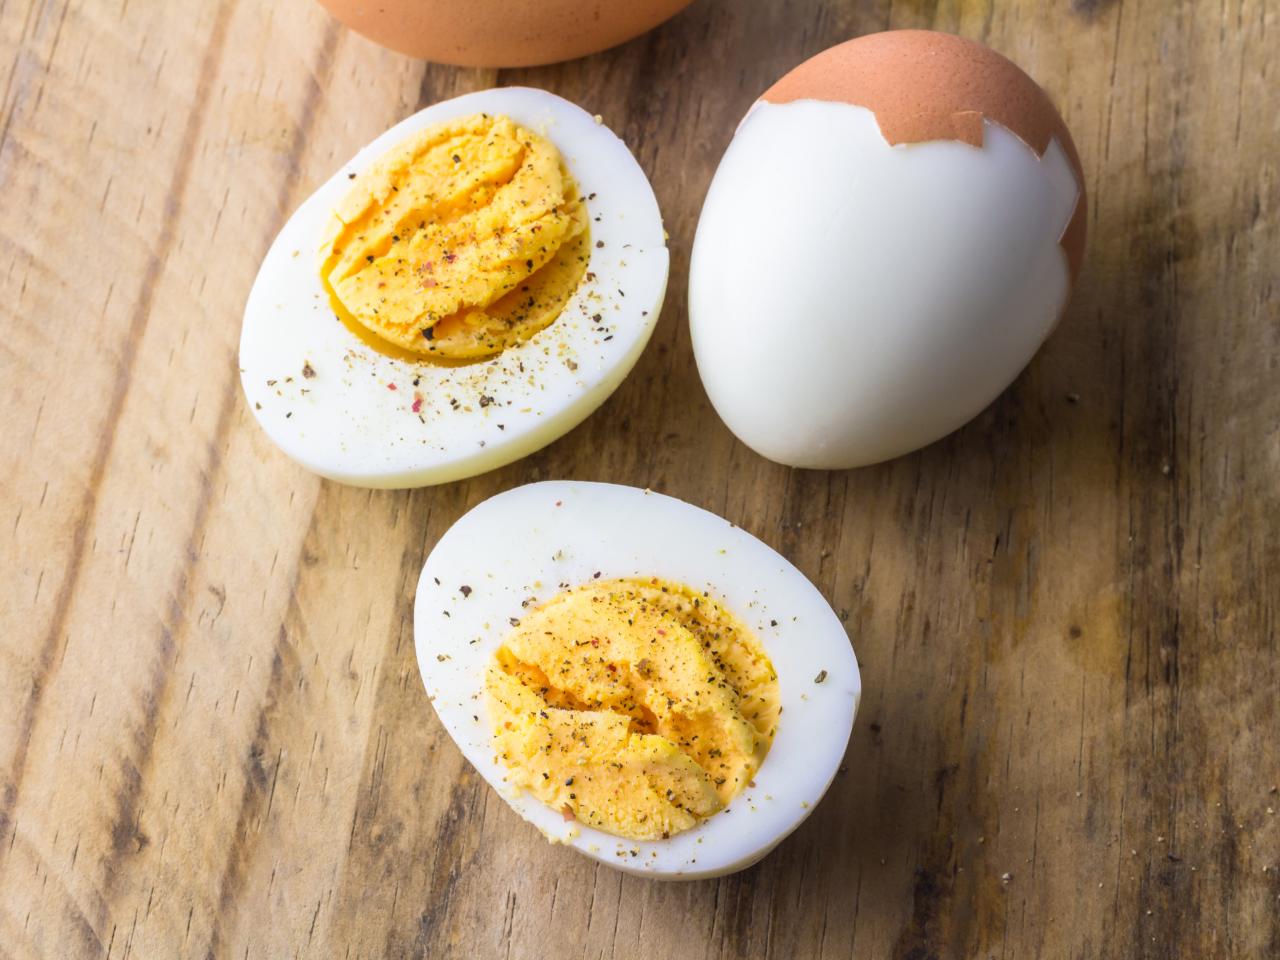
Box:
[316,0,694,67]
[762,31,1087,280]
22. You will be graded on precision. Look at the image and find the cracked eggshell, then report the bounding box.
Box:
[240,88,667,488]
[689,30,1086,469]
[414,481,861,880]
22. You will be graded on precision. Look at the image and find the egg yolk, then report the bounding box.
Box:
[485,578,780,842]
[320,113,589,362]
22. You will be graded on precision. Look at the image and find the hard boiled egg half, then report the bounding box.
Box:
[241,88,668,487]
[414,482,860,879]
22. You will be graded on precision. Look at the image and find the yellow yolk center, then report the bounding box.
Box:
[320,113,590,362]
[485,578,780,842]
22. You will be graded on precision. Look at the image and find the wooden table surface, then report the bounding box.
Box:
[2,0,1278,957]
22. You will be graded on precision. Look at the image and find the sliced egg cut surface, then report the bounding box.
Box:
[415,481,861,879]
[485,576,781,842]
[241,88,668,488]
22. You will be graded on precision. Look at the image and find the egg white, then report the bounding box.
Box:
[414,481,861,879]
[690,100,1080,469]
[241,88,668,487]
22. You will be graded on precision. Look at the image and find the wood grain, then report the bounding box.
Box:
[1,0,1277,957]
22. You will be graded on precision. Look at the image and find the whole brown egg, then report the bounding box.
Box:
[315,0,695,66]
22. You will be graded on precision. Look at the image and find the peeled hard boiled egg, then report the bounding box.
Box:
[316,0,694,67]
[240,88,667,487]
[414,481,860,879]
[689,31,1086,469]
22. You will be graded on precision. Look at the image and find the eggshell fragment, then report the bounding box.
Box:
[760,30,1086,277]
